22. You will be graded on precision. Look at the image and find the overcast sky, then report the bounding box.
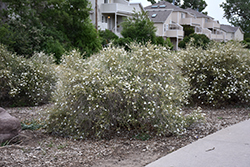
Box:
[130,0,230,24]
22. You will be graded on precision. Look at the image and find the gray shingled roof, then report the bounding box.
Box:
[145,1,187,13]
[220,24,239,33]
[147,10,172,23]
[185,8,212,19]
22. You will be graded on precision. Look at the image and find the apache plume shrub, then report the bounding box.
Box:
[178,41,250,107]
[46,43,202,139]
[0,45,57,106]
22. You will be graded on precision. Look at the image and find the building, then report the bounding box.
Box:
[88,0,244,49]
[144,1,244,49]
[220,24,244,41]
[89,0,143,37]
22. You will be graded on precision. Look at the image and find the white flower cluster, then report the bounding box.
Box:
[0,45,57,106]
[178,41,250,106]
[46,43,202,139]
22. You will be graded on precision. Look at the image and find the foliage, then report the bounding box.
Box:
[183,25,195,37]
[21,119,44,130]
[241,40,250,49]
[0,0,101,61]
[99,29,119,46]
[165,0,181,6]
[220,0,250,38]
[155,36,174,49]
[45,43,203,139]
[178,41,250,107]
[178,33,210,49]
[0,45,57,107]
[121,10,157,44]
[181,0,207,12]
[113,37,132,51]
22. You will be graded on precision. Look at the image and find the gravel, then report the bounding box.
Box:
[0,104,249,167]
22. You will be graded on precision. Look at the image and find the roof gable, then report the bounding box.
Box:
[221,24,239,33]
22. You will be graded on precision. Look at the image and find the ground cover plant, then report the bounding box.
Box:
[0,45,57,106]
[45,43,203,139]
[178,41,250,107]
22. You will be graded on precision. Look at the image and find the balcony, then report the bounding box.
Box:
[101,3,134,15]
[99,22,108,30]
[205,21,220,29]
[192,18,201,26]
[211,33,224,41]
[180,18,201,26]
[165,24,184,38]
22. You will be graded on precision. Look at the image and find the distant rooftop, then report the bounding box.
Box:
[220,24,240,33]
[185,8,213,19]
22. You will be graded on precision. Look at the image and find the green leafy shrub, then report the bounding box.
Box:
[178,41,250,107]
[183,25,195,37]
[241,39,250,49]
[99,29,119,46]
[0,45,57,106]
[178,33,210,49]
[156,36,174,49]
[45,43,202,139]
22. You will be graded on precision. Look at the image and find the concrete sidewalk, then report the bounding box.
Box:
[146,119,250,167]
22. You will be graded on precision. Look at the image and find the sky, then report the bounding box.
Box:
[129,0,230,25]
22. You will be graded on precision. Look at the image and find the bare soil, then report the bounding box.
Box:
[0,104,249,167]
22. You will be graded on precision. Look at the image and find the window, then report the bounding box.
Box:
[181,13,185,18]
[159,5,166,8]
[102,16,108,23]
[151,5,158,8]
[104,0,108,3]
[164,24,168,32]
[152,14,157,18]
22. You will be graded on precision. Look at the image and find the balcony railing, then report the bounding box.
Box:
[101,3,134,14]
[165,24,184,37]
[205,21,220,29]
[180,18,192,25]
[180,18,201,26]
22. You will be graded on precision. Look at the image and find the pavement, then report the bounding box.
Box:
[145,119,250,167]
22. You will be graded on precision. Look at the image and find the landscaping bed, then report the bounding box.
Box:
[0,104,249,167]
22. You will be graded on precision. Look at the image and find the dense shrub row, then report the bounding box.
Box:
[0,45,57,106]
[2,39,249,139]
[45,43,202,139]
[178,41,250,107]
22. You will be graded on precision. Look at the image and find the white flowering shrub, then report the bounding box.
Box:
[178,41,250,107]
[0,45,57,106]
[46,43,202,139]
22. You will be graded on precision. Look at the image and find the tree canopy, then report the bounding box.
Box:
[181,0,207,12]
[121,10,157,44]
[0,0,101,61]
[147,0,207,13]
[220,0,250,38]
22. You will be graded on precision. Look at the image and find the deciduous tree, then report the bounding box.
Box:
[121,10,157,44]
[220,0,250,38]
[0,0,101,61]
[181,0,207,12]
